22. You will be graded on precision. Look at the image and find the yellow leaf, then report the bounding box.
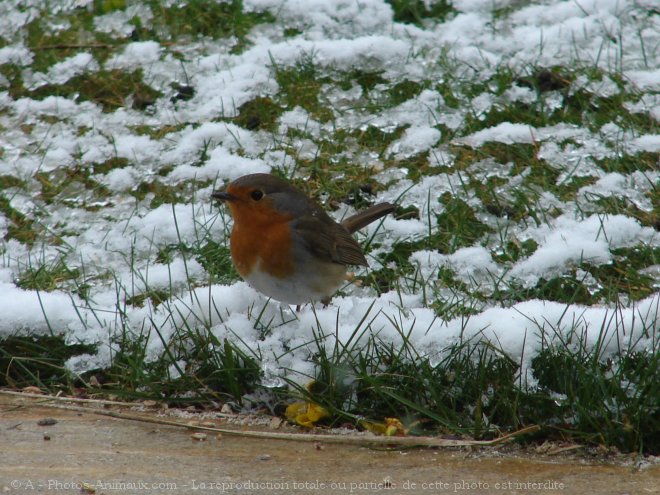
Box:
[360,417,408,436]
[359,419,387,435]
[306,403,329,422]
[285,401,329,428]
[285,401,306,420]
[384,417,407,436]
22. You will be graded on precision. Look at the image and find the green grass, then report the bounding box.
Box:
[145,0,275,52]
[387,0,456,25]
[0,336,95,389]
[283,319,525,437]
[0,0,658,457]
[9,298,653,452]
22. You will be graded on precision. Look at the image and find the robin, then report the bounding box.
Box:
[212,173,395,306]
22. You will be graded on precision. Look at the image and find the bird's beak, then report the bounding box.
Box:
[212,190,236,202]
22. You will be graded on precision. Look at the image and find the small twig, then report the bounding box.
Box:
[0,389,151,408]
[547,444,584,456]
[4,391,540,448]
[0,389,234,418]
[30,41,176,51]
[31,43,117,51]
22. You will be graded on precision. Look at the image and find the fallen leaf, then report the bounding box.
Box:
[384,417,407,436]
[360,417,408,436]
[285,402,329,428]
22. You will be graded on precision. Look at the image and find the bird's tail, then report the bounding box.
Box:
[341,202,396,233]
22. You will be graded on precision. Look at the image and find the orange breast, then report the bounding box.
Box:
[228,201,296,279]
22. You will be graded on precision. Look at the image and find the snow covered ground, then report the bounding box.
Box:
[0,0,657,387]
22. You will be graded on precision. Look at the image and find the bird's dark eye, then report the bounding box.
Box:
[250,190,264,201]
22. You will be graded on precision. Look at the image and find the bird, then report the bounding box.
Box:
[212,173,395,306]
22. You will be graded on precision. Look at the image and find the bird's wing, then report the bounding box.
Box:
[293,215,368,266]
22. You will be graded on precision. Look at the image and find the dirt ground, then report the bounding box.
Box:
[1,395,657,495]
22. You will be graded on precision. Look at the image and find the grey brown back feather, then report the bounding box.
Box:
[293,215,368,266]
